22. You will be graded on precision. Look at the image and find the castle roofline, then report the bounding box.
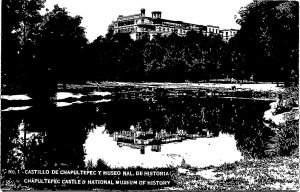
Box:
[118,13,140,18]
[221,28,239,31]
[207,24,219,28]
[158,18,204,27]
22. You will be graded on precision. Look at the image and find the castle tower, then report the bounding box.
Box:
[141,8,145,17]
[151,11,161,19]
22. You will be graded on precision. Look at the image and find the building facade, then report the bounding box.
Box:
[111,9,238,41]
[220,29,238,42]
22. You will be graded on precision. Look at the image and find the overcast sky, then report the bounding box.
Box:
[43,0,253,42]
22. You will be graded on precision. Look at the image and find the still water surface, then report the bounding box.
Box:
[1,93,272,169]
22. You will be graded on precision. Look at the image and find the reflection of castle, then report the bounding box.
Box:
[112,125,213,154]
[111,8,238,41]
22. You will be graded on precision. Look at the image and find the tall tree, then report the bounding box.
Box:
[234,0,299,85]
[2,0,45,92]
[36,5,87,89]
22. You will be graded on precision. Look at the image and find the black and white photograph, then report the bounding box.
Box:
[1,0,299,190]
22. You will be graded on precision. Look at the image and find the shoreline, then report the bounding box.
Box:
[79,81,284,92]
[2,81,284,94]
[1,82,282,108]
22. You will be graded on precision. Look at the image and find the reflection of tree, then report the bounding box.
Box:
[1,112,24,170]
[103,97,273,158]
[86,158,109,170]
[104,97,233,135]
[233,100,273,158]
[23,133,47,169]
[1,103,101,170]
[2,98,275,172]
[104,99,148,134]
[39,104,99,169]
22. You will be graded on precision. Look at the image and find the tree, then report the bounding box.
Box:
[85,30,145,82]
[234,0,299,85]
[36,5,87,89]
[143,41,167,81]
[2,0,45,93]
[84,35,107,80]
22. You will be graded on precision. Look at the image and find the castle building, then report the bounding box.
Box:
[220,29,238,42]
[111,9,238,41]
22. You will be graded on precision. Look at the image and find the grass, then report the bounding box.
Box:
[169,155,299,190]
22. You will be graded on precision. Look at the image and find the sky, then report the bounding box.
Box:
[43,0,253,42]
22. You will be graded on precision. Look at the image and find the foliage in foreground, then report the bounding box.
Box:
[170,156,299,190]
[265,86,299,157]
[266,119,298,157]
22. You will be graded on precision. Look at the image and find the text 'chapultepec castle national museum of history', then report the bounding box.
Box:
[111,8,238,41]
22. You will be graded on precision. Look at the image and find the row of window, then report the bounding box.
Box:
[162,22,182,28]
[222,31,237,37]
[115,26,237,40]
[117,27,212,35]
[116,20,204,30]
[208,28,219,34]
[115,19,238,38]
[117,20,135,27]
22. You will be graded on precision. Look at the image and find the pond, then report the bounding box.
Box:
[1,92,273,170]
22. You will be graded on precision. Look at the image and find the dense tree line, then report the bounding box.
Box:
[85,31,228,82]
[2,0,298,94]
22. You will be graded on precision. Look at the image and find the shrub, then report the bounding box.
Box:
[275,86,299,114]
[266,86,299,157]
[85,158,110,169]
[265,119,298,157]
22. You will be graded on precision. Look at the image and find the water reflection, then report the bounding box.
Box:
[1,96,272,170]
[1,103,98,170]
[84,125,242,168]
